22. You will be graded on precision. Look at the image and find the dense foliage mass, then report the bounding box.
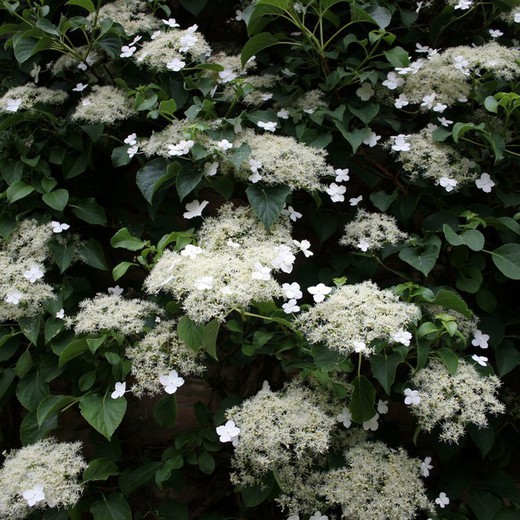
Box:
[0,0,519,519]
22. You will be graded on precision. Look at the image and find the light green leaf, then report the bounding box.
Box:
[246,184,291,230]
[112,262,137,281]
[111,228,147,251]
[490,244,520,280]
[80,393,127,440]
[66,0,96,12]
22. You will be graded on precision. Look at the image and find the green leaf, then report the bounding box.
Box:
[66,0,96,12]
[13,34,38,64]
[36,18,60,36]
[153,394,177,428]
[111,228,147,251]
[452,122,486,143]
[228,143,252,169]
[434,348,459,375]
[79,239,110,270]
[83,459,120,483]
[246,184,291,230]
[468,424,495,457]
[202,320,220,360]
[37,395,75,427]
[42,189,69,211]
[20,410,57,445]
[111,146,132,167]
[366,6,392,28]
[399,235,441,276]
[16,371,49,411]
[80,393,127,440]
[18,316,40,345]
[90,493,131,520]
[70,197,107,225]
[370,190,398,211]
[384,46,409,67]
[87,335,106,354]
[484,96,499,114]
[370,352,402,395]
[14,351,33,378]
[112,262,137,281]
[241,32,281,67]
[119,462,162,495]
[495,340,520,377]
[6,181,34,203]
[198,451,215,475]
[179,0,208,15]
[240,472,276,507]
[96,36,122,58]
[468,490,503,520]
[350,375,376,423]
[422,288,472,318]
[176,168,203,202]
[443,225,485,251]
[58,339,89,368]
[177,316,204,350]
[348,103,379,125]
[136,158,170,204]
[490,244,520,280]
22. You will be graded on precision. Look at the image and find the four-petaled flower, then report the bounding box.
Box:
[472,329,489,349]
[160,370,185,394]
[382,72,404,90]
[277,108,290,119]
[216,420,240,444]
[168,139,194,156]
[356,82,374,101]
[336,407,352,428]
[162,18,180,27]
[183,199,209,219]
[334,168,350,182]
[421,456,433,477]
[252,262,271,281]
[56,308,65,319]
[475,173,495,193]
[282,299,300,314]
[393,329,412,346]
[307,283,332,303]
[293,239,313,257]
[283,206,302,221]
[5,290,23,305]
[23,265,44,283]
[357,239,370,252]
[179,34,198,53]
[377,399,389,414]
[218,69,237,83]
[51,221,70,233]
[363,413,379,431]
[404,388,421,405]
[282,282,303,300]
[181,244,203,259]
[435,492,450,508]
[349,195,363,206]
[120,45,136,58]
[22,484,45,506]
[391,134,410,152]
[111,381,126,399]
[309,512,328,520]
[439,176,457,192]
[217,139,233,150]
[73,83,88,92]
[195,276,214,290]
[363,131,381,147]
[257,120,277,132]
[454,0,472,9]
[353,340,367,353]
[204,161,218,176]
[395,94,409,108]
[108,285,124,296]
[326,183,346,203]
[471,354,488,366]
[6,98,22,112]
[166,58,186,71]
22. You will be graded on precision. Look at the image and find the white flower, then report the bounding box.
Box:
[168,139,194,156]
[252,262,271,281]
[108,285,123,296]
[281,67,296,77]
[124,133,137,146]
[204,161,219,176]
[235,9,245,21]
[5,290,23,305]
[515,12,520,23]
[81,99,91,107]
[336,407,352,428]
[160,370,185,394]
[307,283,332,303]
[382,72,404,90]
[293,239,313,258]
[334,168,350,182]
[421,456,433,477]
[282,282,303,300]
[363,131,381,147]
[349,195,363,206]
[475,173,495,193]
[357,239,370,252]
[6,98,22,112]
[438,116,453,127]
[439,176,458,192]
[183,199,209,219]
[416,43,431,53]
[151,30,162,40]
[181,244,203,259]
[163,18,180,27]
[166,57,186,71]
[326,183,346,203]
[454,0,472,9]
[404,388,421,405]
[111,381,126,399]
[248,158,262,172]
[179,34,198,53]
[22,484,45,506]
[287,516,300,520]
[309,512,328,520]
[248,171,262,183]
[51,221,70,233]
[282,299,300,314]
[391,134,410,152]
[120,45,136,58]
[257,120,277,132]
[56,308,65,319]
[216,420,240,443]
[218,69,237,83]
[23,264,44,283]
[272,245,296,273]
[393,329,412,346]
[377,399,389,414]
[129,35,141,46]
[277,108,290,119]
[394,94,409,108]
[187,24,198,33]
[453,55,470,75]
[283,205,302,221]
[127,145,139,158]
[356,82,374,101]
[435,492,450,508]
[363,413,379,431]
[472,354,488,366]
[471,329,489,348]
[195,276,214,290]
[72,83,88,92]
[433,102,447,113]
[353,341,367,353]
[421,93,436,109]
[217,139,233,150]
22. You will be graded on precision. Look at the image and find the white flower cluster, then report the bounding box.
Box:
[0,221,56,321]
[295,281,421,355]
[0,438,86,519]
[145,204,298,322]
[0,84,67,113]
[67,293,161,335]
[408,359,504,443]
[321,441,433,520]
[71,86,135,124]
[339,210,409,252]
[125,319,205,396]
[51,46,103,76]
